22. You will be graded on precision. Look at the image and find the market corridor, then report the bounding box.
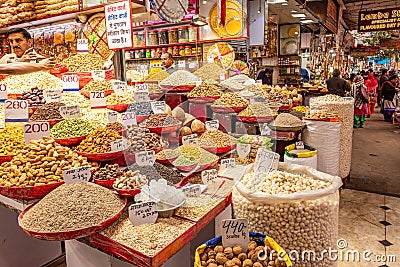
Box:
[348,111,400,197]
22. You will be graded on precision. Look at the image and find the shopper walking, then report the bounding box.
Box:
[381,75,400,122]
[365,73,378,117]
[326,69,351,96]
[378,69,389,106]
[351,75,369,128]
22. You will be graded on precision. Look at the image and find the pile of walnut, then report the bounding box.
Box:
[200,241,287,267]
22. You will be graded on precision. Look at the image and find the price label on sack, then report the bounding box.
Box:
[129,201,158,226]
[182,184,201,197]
[195,78,202,87]
[220,73,226,81]
[62,74,79,92]
[77,39,89,52]
[107,110,118,123]
[24,122,50,144]
[220,158,236,171]
[201,169,218,185]
[110,138,128,152]
[182,134,198,146]
[188,62,196,69]
[260,123,271,136]
[206,120,219,130]
[5,100,28,122]
[221,219,249,250]
[135,84,149,93]
[60,105,80,119]
[63,166,91,184]
[253,148,280,173]
[43,89,62,103]
[90,91,106,108]
[150,101,166,114]
[178,60,185,69]
[0,84,7,101]
[135,150,155,166]
[295,141,305,150]
[236,143,251,159]
[121,111,136,127]
[134,91,150,103]
[112,80,127,94]
[91,70,106,81]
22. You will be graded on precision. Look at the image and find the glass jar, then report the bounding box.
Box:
[172,46,179,56]
[157,48,162,58]
[185,46,191,55]
[137,32,145,47]
[148,30,159,46]
[151,49,157,58]
[140,49,146,58]
[135,50,141,58]
[158,29,168,44]
[133,32,139,47]
[167,47,173,55]
[188,27,197,42]
[178,26,189,43]
[197,46,202,55]
[179,46,185,56]
[130,51,135,59]
[168,28,178,44]
[146,49,151,58]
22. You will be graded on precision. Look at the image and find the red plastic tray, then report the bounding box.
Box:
[147,124,181,134]
[187,96,220,103]
[172,161,199,172]
[236,115,276,123]
[149,93,164,100]
[279,104,292,111]
[201,144,236,154]
[54,135,87,147]
[0,155,14,164]
[106,104,129,112]
[0,182,64,200]
[18,198,127,241]
[113,186,141,197]
[136,115,149,123]
[210,106,247,113]
[160,85,195,92]
[7,94,22,100]
[197,159,218,172]
[155,156,178,165]
[28,107,38,115]
[77,150,127,162]
[94,178,116,189]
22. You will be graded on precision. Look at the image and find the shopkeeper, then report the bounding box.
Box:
[0,28,44,64]
[256,68,273,85]
[161,52,175,74]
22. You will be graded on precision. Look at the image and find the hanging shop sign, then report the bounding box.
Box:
[379,38,399,49]
[325,0,338,34]
[350,46,379,57]
[358,8,400,32]
[104,0,133,49]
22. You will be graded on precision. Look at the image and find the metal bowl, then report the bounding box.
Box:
[157,199,186,218]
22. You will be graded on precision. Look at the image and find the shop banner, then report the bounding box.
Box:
[358,8,400,32]
[350,46,379,57]
[104,0,133,50]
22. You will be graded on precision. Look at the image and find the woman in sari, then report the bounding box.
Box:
[352,75,369,128]
[365,73,378,117]
[381,75,400,122]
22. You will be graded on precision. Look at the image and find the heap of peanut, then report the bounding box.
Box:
[76,128,122,153]
[0,137,89,187]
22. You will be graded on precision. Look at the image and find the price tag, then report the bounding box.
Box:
[135,84,149,93]
[256,80,263,86]
[134,91,150,103]
[62,74,79,92]
[182,184,201,197]
[189,62,196,69]
[207,56,215,63]
[182,134,198,146]
[121,111,137,127]
[221,219,249,250]
[91,70,106,81]
[220,73,225,81]
[236,143,251,159]
[108,111,118,123]
[201,169,218,185]
[0,84,7,101]
[295,141,305,150]
[24,122,50,144]
[260,123,271,136]
[178,60,185,69]
[253,148,280,173]
[112,80,127,94]
[5,100,28,122]
[221,158,236,171]
[90,91,106,108]
[206,120,219,130]
[77,39,89,52]
[141,69,149,77]
[63,166,91,184]
[135,150,155,166]
[60,105,80,119]
[128,201,158,226]
[150,101,166,114]
[43,89,62,103]
[110,138,128,152]
[249,96,255,104]
[195,78,202,87]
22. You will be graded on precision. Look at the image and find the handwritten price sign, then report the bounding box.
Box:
[107,111,118,123]
[63,166,91,184]
[182,184,201,197]
[206,120,219,130]
[201,169,218,185]
[77,39,89,52]
[0,84,7,101]
[135,150,155,166]
[129,201,158,226]
[134,84,148,93]
[134,91,149,103]
[221,219,249,251]
[121,112,136,127]
[260,123,271,136]
[110,139,128,152]
[59,106,80,119]
[62,74,79,92]
[236,143,251,159]
[112,80,127,94]
[150,101,166,114]
[43,89,61,103]
[253,148,280,173]
[221,158,236,171]
[295,141,305,150]
[5,100,28,122]
[90,91,106,108]
[91,70,106,81]
[182,134,198,146]
[24,122,50,144]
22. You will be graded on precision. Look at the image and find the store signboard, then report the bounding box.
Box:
[104,0,133,50]
[350,46,379,57]
[358,8,400,32]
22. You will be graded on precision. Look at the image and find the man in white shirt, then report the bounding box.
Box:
[161,52,175,74]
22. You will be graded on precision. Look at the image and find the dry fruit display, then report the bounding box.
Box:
[2,71,63,94]
[159,70,198,87]
[212,92,248,108]
[199,130,236,148]
[188,83,222,98]
[50,118,98,139]
[220,74,253,91]
[0,126,24,156]
[76,128,122,153]
[61,53,106,72]
[113,170,147,190]
[30,102,66,121]
[238,102,277,117]
[106,93,134,105]
[145,70,169,82]
[193,63,225,81]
